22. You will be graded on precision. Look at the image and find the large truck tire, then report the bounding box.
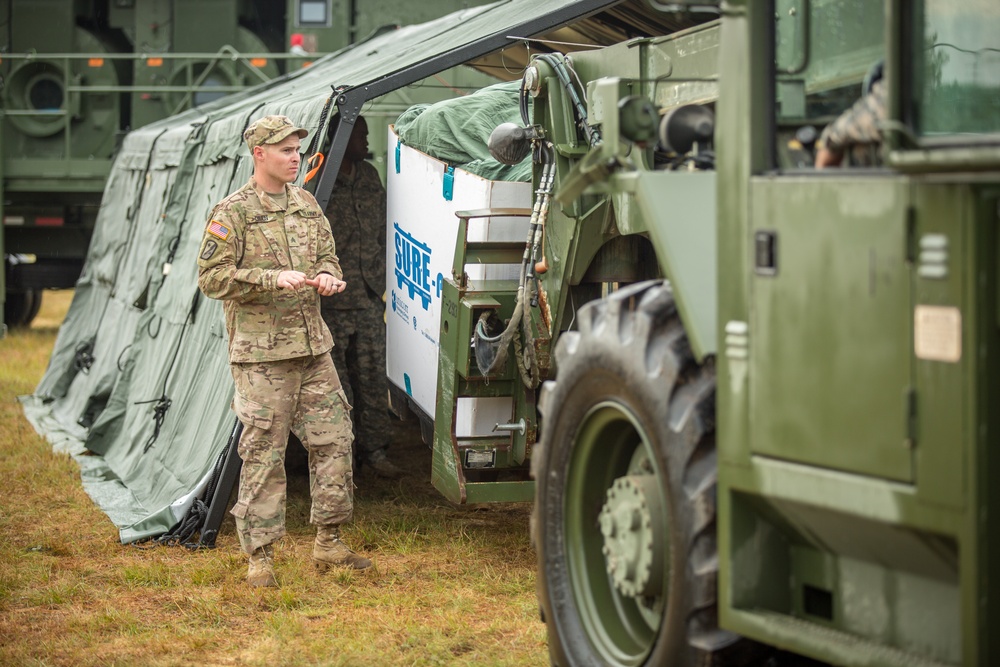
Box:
[532,281,752,667]
[4,288,42,328]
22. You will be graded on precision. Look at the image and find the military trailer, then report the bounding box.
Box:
[442,0,997,665]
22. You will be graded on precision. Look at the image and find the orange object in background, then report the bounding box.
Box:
[304,152,325,184]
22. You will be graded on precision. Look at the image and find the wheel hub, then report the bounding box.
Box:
[599,474,666,598]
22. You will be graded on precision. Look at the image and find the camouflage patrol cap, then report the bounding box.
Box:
[244,115,309,152]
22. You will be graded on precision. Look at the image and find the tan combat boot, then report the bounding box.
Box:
[313,526,372,571]
[247,544,277,588]
[366,451,404,480]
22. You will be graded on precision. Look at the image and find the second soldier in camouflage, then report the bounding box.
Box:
[320,116,402,480]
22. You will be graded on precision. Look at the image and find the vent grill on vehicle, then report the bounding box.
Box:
[724,320,748,360]
[918,234,948,279]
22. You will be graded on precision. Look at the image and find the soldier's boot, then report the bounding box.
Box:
[313,525,372,571]
[247,544,277,588]
[366,450,404,480]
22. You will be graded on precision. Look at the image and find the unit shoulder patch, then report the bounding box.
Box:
[200,239,218,260]
[207,220,231,240]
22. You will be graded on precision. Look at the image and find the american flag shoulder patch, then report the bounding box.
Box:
[207,220,230,240]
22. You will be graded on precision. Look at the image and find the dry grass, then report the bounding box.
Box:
[0,290,547,667]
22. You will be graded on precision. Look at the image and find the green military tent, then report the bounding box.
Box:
[21,0,670,542]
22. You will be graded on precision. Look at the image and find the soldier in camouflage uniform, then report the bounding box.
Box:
[197,115,372,588]
[320,116,402,480]
[816,79,887,168]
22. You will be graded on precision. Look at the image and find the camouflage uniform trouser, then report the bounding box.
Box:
[229,354,354,555]
[322,297,390,461]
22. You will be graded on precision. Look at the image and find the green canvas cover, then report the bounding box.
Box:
[395,80,532,181]
[21,0,620,543]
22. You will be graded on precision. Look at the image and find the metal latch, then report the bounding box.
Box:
[754,230,778,276]
[443,165,454,201]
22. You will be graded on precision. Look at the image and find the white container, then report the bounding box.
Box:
[385,126,530,434]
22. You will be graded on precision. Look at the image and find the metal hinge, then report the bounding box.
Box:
[905,206,917,264]
[904,387,917,448]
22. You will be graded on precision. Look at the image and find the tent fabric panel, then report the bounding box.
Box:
[152,159,247,324]
[82,168,148,289]
[198,109,261,166]
[116,167,182,309]
[23,392,198,542]
[20,394,150,530]
[131,325,233,515]
[196,94,331,167]
[149,123,199,170]
[78,460,150,530]
[113,127,164,171]
[118,460,218,543]
[85,340,137,458]
[45,297,144,451]
[34,280,109,400]
[99,315,188,476]
[21,396,86,457]
[97,313,234,515]
[118,506,180,544]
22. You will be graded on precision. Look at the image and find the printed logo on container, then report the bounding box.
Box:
[393,222,433,310]
[390,290,410,324]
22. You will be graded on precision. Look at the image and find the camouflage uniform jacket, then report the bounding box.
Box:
[819,79,888,167]
[197,177,343,363]
[323,160,386,310]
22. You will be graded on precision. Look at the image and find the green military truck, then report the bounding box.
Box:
[429,0,998,664]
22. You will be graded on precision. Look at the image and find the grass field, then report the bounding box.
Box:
[0,290,548,667]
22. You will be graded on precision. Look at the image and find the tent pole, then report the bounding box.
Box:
[197,418,243,548]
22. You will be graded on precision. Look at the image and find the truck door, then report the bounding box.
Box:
[747,1,914,482]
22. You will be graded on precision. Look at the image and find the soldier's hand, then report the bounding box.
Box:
[814,145,843,169]
[307,273,346,296]
[277,270,309,290]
